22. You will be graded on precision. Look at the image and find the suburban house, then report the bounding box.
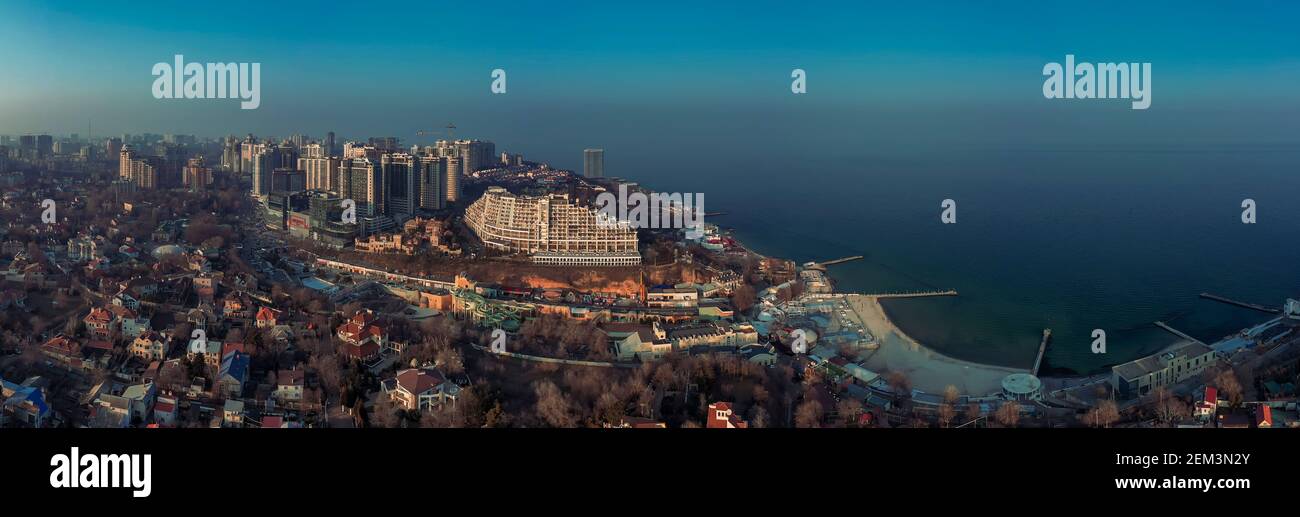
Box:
[39,334,81,365]
[380,368,460,412]
[223,399,244,427]
[605,321,671,361]
[108,304,150,338]
[1255,405,1273,428]
[1,376,50,427]
[255,306,282,328]
[218,350,250,398]
[129,330,169,362]
[1195,386,1218,419]
[153,396,178,427]
[88,383,156,427]
[84,307,117,339]
[275,369,305,403]
[706,402,749,429]
[187,338,224,368]
[337,310,386,362]
[112,291,140,312]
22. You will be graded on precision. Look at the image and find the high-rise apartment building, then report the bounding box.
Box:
[184,157,212,191]
[299,156,341,192]
[339,157,384,218]
[584,148,604,178]
[434,139,496,174]
[252,143,298,197]
[418,155,446,211]
[444,156,462,203]
[382,153,418,219]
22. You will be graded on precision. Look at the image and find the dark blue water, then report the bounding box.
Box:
[497,101,1300,374]
[718,146,1300,372]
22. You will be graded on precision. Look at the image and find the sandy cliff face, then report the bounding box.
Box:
[458,262,697,297]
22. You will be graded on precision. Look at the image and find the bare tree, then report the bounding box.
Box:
[1215,369,1244,407]
[836,398,864,427]
[937,403,956,428]
[533,380,577,427]
[371,395,403,428]
[943,385,960,405]
[794,399,823,428]
[1082,400,1120,428]
[994,401,1021,427]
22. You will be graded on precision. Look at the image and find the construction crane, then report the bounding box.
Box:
[416,123,456,143]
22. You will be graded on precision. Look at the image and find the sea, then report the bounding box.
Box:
[612,143,1300,374]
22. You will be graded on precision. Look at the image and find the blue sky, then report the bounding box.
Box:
[1,0,1298,146]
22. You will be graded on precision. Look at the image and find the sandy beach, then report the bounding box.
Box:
[844,294,1028,397]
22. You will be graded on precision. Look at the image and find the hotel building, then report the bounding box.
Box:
[464,186,640,266]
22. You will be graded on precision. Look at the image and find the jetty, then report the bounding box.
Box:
[1154,321,1207,346]
[872,290,958,299]
[804,256,864,270]
[1199,292,1280,314]
[1031,328,1051,376]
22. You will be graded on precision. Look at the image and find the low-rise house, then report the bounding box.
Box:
[1255,405,1273,428]
[108,304,150,338]
[223,294,250,318]
[255,306,282,329]
[1,376,50,427]
[129,331,169,362]
[337,310,385,361]
[223,399,244,427]
[646,287,699,309]
[275,369,305,404]
[187,338,224,368]
[88,383,156,427]
[706,402,749,429]
[120,277,157,299]
[40,334,80,364]
[380,368,460,412]
[1195,386,1218,419]
[112,291,140,312]
[218,350,250,398]
[153,396,178,427]
[606,322,671,361]
[84,307,117,339]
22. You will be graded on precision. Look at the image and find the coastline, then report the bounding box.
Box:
[845,294,1028,396]
[722,224,1032,395]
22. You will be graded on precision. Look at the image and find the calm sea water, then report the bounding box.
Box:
[716,147,1300,373]
[502,101,1300,374]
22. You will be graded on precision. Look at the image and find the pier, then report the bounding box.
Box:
[866,290,958,299]
[804,256,865,270]
[1199,292,1280,314]
[1032,328,1051,376]
[1154,321,1207,346]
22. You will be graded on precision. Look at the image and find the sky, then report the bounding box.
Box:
[1,0,1298,165]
